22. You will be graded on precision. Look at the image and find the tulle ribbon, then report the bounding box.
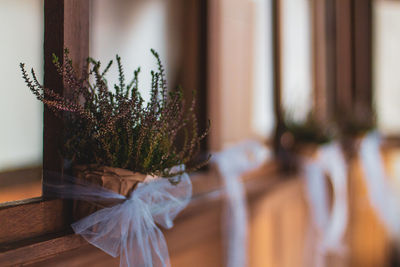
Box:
[303,142,348,266]
[44,167,192,267]
[359,131,400,239]
[213,140,269,267]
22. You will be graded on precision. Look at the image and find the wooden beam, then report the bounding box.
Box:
[43,0,89,176]
[207,0,222,150]
[0,161,282,264]
[272,0,283,154]
[335,0,354,119]
[0,199,66,245]
[178,0,209,156]
[332,0,373,128]
[43,0,89,181]
[43,0,65,176]
[353,0,373,124]
[312,0,331,123]
[0,0,91,248]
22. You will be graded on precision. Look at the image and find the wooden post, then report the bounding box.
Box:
[43,0,89,176]
[272,0,283,155]
[353,0,373,125]
[43,0,89,227]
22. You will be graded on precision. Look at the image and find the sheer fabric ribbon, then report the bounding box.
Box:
[303,143,348,266]
[359,131,400,239]
[44,167,192,267]
[213,141,268,267]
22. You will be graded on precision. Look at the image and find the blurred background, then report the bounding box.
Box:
[2,0,400,266]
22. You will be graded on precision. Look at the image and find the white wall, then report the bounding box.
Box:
[0,0,44,172]
[0,0,183,173]
[90,0,183,102]
[251,0,275,139]
[374,1,400,135]
[281,0,312,122]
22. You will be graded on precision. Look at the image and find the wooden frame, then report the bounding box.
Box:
[207,0,260,150]
[311,0,373,128]
[0,0,303,264]
[43,0,89,176]
[0,160,283,265]
[0,0,89,250]
[270,0,375,169]
[272,0,284,155]
[178,0,209,156]
[0,0,385,265]
[0,0,214,255]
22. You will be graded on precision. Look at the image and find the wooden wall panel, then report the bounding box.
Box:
[43,0,89,176]
[0,200,65,246]
[312,0,329,122]
[249,179,308,267]
[1,159,394,266]
[2,168,393,267]
[25,200,224,267]
[207,0,255,150]
[347,156,391,267]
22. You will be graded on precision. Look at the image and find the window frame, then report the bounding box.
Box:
[0,0,89,250]
[273,0,374,144]
[2,0,365,262]
[0,0,217,255]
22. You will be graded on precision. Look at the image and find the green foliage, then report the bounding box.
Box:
[336,113,376,137]
[284,113,333,146]
[20,49,209,178]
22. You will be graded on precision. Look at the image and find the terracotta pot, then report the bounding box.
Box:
[295,143,320,160]
[73,165,146,220]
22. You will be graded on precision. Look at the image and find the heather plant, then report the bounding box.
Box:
[283,112,333,146]
[335,112,376,138]
[20,49,209,178]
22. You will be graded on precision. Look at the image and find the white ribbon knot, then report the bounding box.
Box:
[213,140,269,267]
[45,170,192,267]
[303,142,348,267]
[359,131,400,239]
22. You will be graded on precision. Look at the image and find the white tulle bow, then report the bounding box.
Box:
[303,142,348,266]
[213,140,269,267]
[45,168,192,267]
[359,131,400,239]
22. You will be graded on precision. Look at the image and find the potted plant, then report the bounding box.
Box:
[279,113,333,171]
[20,49,209,218]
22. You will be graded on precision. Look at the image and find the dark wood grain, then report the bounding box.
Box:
[0,157,392,266]
[335,0,354,119]
[272,0,284,155]
[0,161,281,265]
[324,0,337,122]
[332,0,373,128]
[12,170,294,267]
[177,0,209,159]
[43,0,65,176]
[312,0,327,122]
[0,234,86,266]
[0,0,91,251]
[0,166,41,188]
[22,201,224,267]
[0,199,66,246]
[43,0,89,179]
[353,0,373,124]
[43,0,89,225]
[63,0,89,76]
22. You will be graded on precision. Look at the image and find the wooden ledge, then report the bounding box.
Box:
[0,159,294,265]
[0,234,86,266]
